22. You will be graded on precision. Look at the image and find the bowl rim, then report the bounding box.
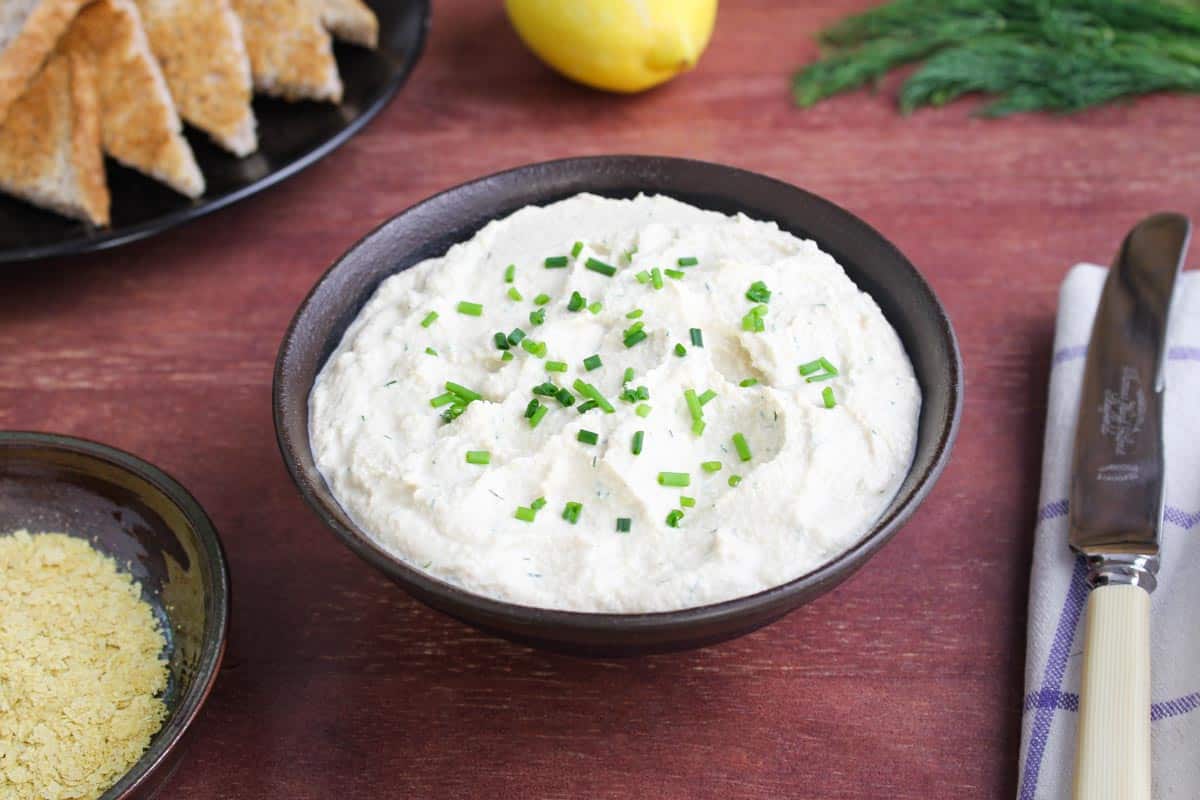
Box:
[274,154,963,634]
[0,430,231,799]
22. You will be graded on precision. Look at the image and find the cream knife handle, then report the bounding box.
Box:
[1073,583,1152,800]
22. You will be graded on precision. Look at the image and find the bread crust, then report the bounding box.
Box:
[231,0,343,103]
[134,0,257,156]
[62,0,204,197]
[320,0,377,49]
[0,0,94,125]
[0,50,110,225]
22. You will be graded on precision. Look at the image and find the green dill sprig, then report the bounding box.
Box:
[792,0,1200,116]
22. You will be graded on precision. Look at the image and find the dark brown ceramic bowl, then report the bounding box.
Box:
[274,156,962,656]
[0,432,230,798]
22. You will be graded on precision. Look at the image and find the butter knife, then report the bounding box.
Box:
[1070,213,1190,800]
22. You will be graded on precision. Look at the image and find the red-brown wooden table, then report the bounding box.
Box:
[3,1,1199,797]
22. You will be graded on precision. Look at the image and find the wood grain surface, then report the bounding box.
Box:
[3,1,1199,797]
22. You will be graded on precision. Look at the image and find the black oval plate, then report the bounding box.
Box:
[0,0,430,264]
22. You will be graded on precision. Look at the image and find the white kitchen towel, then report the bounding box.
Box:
[1016,264,1200,799]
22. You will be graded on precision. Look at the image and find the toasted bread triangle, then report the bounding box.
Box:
[0,49,109,225]
[62,0,204,197]
[320,0,377,49]
[134,0,257,156]
[231,0,342,103]
[0,0,94,125]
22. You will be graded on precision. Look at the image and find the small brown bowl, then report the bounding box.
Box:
[0,431,230,799]
[274,156,962,656]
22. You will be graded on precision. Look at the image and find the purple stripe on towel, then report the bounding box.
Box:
[1039,499,1198,531]
[1051,344,1200,366]
[1052,345,1088,365]
[1023,691,1200,722]
[1018,557,1090,800]
[1152,692,1200,721]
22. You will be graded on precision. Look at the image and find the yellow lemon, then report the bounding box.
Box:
[505,0,718,93]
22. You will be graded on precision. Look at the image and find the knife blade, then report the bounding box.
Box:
[1070,212,1189,800]
[1069,212,1189,584]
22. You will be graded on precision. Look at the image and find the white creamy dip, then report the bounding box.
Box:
[310,193,921,612]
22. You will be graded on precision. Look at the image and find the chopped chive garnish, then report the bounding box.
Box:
[533,382,560,397]
[692,419,706,436]
[494,332,510,350]
[465,450,491,465]
[636,386,650,400]
[533,293,551,306]
[501,351,514,362]
[514,506,536,522]
[635,270,652,284]
[445,382,482,402]
[456,301,483,316]
[531,497,547,511]
[626,309,643,319]
[698,389,717,406]
[741,307,766,332]
[674,343,687,357]
[576,400,598,414]
[680,496,696,508]
[819,357,839,375]
[507,328,526,346]
[728,474,742,487]
[524,399,540,418]
[732,432,752,462]
[571,241,583,258]
[384,380,398,387]
[506,287,523,302]
[690,328,703,347]
[504,264,515,283]
[562,501,582,524]
[623,248,636,263]
[666,509,684,527]
[651,267,664,289]
[677,256,698,267]
[631,430,644,455]
[555,388,575,407]
[585,257,616,277]
[616,517,632,533]
[739,378,758,387]
[546,360,568,373]
[420,311,438,328]
[529,404,549,427]
[822,386,836,409]
[426,347,438,356]
[588,301,603,314]
[625,321,644,335]
[701,460,722,472]
[635,403,652,417]
[665,268,685,280]
[441,405,466,422]
[521,339,547,358]
[745,280,772,303]
[577,429,599,445]
[798,359,823,376]
[684,389,703,424]
[658,472,690,487]
[583,354,602,371]
[529,308,546,326]
[567,291,586,312]
[544,256,569,268]
[622,367,634,383]
[430,392,457,408]
[573,379,615,413]
[806,372,837,383]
